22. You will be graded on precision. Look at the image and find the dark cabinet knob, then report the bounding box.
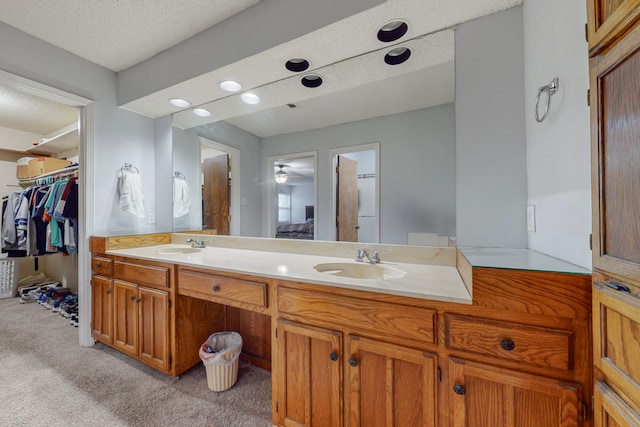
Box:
[106,289,111,294]
[136,298,141,304]
[500,338,515,351]
[453,384,466,395]
[96,262,102,267]
[130,295,136,301]
[212,285,220,292]
[329,352,338,362]
[349,357,359,367]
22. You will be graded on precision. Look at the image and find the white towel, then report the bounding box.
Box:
[173,176,191,217]
[118,168,145,218]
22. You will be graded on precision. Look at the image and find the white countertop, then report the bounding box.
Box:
[107,243,472,304]
[459,247,591,275]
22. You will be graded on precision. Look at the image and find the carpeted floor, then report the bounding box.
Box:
[0,297,272,427]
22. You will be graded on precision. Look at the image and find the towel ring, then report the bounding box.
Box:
[535,77,559,123]
[174,171,186,179]
[121,163,140,174]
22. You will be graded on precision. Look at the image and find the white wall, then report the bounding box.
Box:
[455,6,528,249]
[262,104,456,244]
[523,0,591,269]
[92,102,158,236]
[291,183,314,224]
[0,126,43,151]
[172,127,201,231]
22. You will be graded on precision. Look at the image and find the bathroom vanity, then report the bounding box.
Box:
[90,234,592,426]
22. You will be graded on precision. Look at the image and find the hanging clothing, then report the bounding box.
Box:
[118,168,145,218]
[173,176,191,217]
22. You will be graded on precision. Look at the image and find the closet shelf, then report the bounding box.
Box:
[27,123,78,155]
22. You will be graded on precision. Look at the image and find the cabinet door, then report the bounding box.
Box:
[590,20,640,280]
[276,319,342,427]
[113,280,138,357]
[587,0,640,53]
[138,286,170,372]
[346,335,437,427]
[594,380,640,427]
[91,275,113,345]
[449,358,581,427]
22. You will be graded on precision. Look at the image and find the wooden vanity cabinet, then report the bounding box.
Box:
[274,265,592,427]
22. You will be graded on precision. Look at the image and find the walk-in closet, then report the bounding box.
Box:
[0,81,80,324]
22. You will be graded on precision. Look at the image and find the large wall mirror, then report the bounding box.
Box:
[171,29,456,245]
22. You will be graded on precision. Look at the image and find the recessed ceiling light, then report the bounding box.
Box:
[220,80,242,92]
[169,98,191,108]
[301,74,323,88]
[192,108,212,117]
[285,58,310,72]
[377,20,409,42]
[241,93,260,105]
[384,47,411,65]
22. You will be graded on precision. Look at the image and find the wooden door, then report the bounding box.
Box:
[138,286,170,372]
[346,335,438,427]
[203,154,230,235]
[276,319,342,427]
[336,155,359,242]
[113,280,138,357]
[449,358,581,427]
[91,275,113,345]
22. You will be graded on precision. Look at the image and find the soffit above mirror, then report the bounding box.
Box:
[121,0,522,120]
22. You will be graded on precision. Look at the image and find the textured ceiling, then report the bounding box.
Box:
[0,0,260,72]
[0,83,78,135]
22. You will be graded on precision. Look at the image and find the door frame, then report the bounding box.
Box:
[266,151,318,239]
[329,142,380,243]
[198,137,241,236]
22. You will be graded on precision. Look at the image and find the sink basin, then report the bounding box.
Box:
[313,262,406,280]
[156,247,201,255]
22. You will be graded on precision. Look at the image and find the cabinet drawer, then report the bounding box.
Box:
[445,314,573,370]
[114,261,169,290]
[178,270,267,309]
[278,287,436,345]
[92,257,113,277]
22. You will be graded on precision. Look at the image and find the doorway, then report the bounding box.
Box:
[198,137,240,236]
[331,143,380,243]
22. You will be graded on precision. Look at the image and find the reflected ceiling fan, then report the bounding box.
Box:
[275,164,288,184]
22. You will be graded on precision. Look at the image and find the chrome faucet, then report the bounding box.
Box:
[355,249,381,264]
[186,238,206,248]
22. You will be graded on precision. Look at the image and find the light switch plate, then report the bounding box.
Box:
[527,205,536,232]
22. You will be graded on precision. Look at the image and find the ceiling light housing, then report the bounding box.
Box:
[275,165,288,184]
[169,98,191,108]
[285,58,310,72]
[377,20,409,42]
[384,47,411,65]
[301,74,323,88]
[241,92,261,105]
[220,80,242,92]
[192,108,212,117]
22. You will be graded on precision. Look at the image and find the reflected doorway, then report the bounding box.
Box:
[199,137,241,235]
[267,152,317,240]
[331,143,379,243]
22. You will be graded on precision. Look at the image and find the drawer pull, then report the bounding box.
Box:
[349,357,359,367]
[500,338,515,351]
[96,262,102,267]
[329,352,339,362]
[600,281,631,293]
[453,384,467,395]
[212,285,220,292]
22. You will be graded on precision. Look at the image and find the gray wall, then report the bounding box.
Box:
[455,6,528,248]
[172,127,202,231]
[262,104,456,244]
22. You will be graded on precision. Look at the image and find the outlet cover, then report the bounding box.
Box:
[148,212,156,224]
[527,205,536,233]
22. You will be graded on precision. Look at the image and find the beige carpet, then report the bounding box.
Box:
[0,297,272,427]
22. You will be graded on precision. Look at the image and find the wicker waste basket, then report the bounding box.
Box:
[199,332,243,392]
